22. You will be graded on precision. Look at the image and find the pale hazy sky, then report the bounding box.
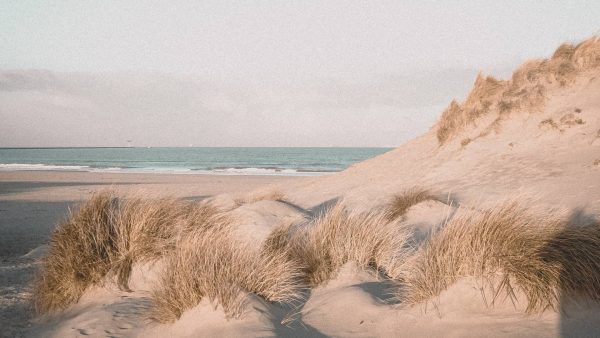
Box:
[1,1,599,147]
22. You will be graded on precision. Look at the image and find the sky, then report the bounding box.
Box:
[1,1,599,147]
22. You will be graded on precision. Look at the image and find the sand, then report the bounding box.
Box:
[3,38,600,337]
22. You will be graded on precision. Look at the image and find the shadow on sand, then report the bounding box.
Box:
[540,208,600,337]
[0,181,126,197]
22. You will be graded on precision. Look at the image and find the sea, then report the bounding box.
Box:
[0,147,392,176]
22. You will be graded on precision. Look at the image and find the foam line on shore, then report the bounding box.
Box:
[0,163,331,176]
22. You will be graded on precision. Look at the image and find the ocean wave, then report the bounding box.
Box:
[0,163,331,176]
[200,167,328,176]
[0,163,91,171]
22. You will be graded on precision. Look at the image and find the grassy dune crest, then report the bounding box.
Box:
[437,36,600,144]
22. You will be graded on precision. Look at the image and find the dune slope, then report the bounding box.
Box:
[286,37,600,215]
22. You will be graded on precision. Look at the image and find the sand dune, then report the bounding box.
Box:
[284,37,600,215]
[3,37,600,337]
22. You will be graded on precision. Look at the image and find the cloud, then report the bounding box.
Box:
[0,69,475,147]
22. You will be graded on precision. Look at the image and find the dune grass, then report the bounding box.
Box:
[149,209,305,322]
[559,113,585,126]
[109,197,192,290]
[436,36,600,145]
[386,188,438,221]
[401,202,600,313]
[34,188,600,320]
[33,190,305,321]
[262,203,414,286]
[32,191,190,314]
[539,118,560,130]
[233,190,286,207]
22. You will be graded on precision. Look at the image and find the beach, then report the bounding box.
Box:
[1,35,600,338]
[0,171,307,337]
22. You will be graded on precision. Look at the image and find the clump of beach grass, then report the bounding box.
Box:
[150,212,305,322]
[234,190,287,207]
[32,191,190,314]
[37,188,600,321]
[386,188,438,221]
[539,118,560,130]
[34,190,305,321]
[263,203,414,286]
[559,113,585,126]
[401,201,600,313]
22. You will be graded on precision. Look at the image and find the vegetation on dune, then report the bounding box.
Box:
[33,190,304,321]
[385,187,439,221]
[150,210,304,322]
[262,203,414,286]
[233,190,286,207]
[436,36,600,145]
[539,118,560,130]
[33,191,190,313]
[401,202,600,313]
[437,76,505,144]
[33,190,600,320]
[559,113,585,126]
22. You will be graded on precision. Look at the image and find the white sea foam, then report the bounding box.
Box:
[210,167,325,176]
[0,163,90,171]
[0,163,329,176]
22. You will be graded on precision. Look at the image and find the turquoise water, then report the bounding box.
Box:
[0,147,392,176]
